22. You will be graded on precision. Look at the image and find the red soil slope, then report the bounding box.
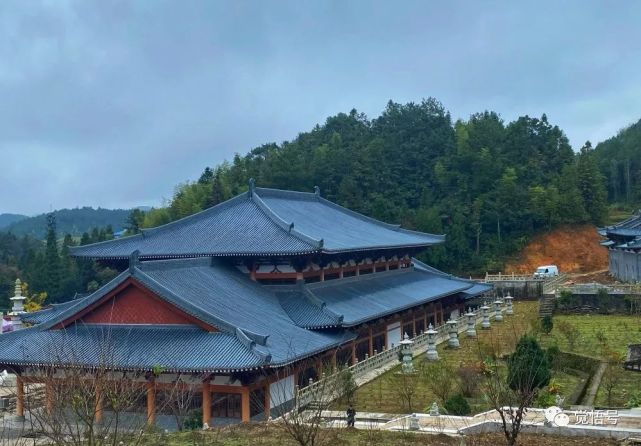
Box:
[505,225,608,275]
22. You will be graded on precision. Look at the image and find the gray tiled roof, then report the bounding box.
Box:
[70,186,444,259]
[602,212,641,238]
[275,258,491,329]
[4,258,353,372]
[0,325,264,373]
[21,296,90,325]
[5,256,488,372]
[135,258,353,366]
[304,267,474,327]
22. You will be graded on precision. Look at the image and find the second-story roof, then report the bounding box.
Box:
[70,183,444,260]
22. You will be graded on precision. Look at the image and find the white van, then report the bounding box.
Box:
[533,265,559,278]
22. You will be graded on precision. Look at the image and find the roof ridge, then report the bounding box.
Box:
[140,193,247,236]
[69,194,248,256]
[317,196,402,230]
[412,258,480,287]
[235,328,271,364]
[137,257,211,271]
[317,196,445,243]
[300,286,344,324]
[251,190,323,249]
[254,187,317,201]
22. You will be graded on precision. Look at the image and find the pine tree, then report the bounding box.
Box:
[577,142,608,225]
[44,213,62,302]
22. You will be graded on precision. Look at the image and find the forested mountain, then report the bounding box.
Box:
[0,213,27,230]
[0,218,118,310]
[0,99,629,309]
[4,207,131,239]
[594,118,641,206]
[134,99,609,274]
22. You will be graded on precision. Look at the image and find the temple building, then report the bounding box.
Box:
[0,182,490,427]
[599,211,641,282]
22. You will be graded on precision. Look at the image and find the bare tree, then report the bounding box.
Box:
[476,324,551,446]
[271,359,341,446]
[11,325,196,446]
[391,371,420,413]
[601,350,626,407]
[424,361,456,404]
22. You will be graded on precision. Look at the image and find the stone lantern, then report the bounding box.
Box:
[425,323,439,361]
[446,318,460,348]
[504,293,514,315]
[399,333,415,374]
[465,308,477,337]
[494,299,503,322]
[481,302,491,329]
[9,279,26,331]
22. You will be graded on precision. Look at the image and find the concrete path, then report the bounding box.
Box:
[582,361,607,406]
[320,407,641,439]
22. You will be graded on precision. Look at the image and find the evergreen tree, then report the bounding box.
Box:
[44,213,62,302]
[577,141,608,225]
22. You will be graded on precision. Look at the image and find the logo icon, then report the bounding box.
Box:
[544,406,569,427]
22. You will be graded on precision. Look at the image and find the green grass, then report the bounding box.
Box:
[541,313,641,407]
[594,369,641,407]
[344,301,570,414]
[541,313,641,358]
[137,424,619,446]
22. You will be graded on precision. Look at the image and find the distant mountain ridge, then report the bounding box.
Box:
[3,207,132,239]
[0,213,27,230]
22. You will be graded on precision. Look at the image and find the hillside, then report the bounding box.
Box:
[0,213,27,229]
[137,102,610,274]
[504,225,608,275]
[3,207,130,239]
[594,118,641,206]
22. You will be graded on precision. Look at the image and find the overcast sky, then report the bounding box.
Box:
[1,1,640,215]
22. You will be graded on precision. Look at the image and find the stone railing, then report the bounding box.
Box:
[295,305,503,409]
[484,272,537,282]
[543,274,568,294]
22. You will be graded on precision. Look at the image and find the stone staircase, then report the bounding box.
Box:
[539,294,556,317]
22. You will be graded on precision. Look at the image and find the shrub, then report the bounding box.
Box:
[507,335,551,393]
[546,345,560,368]
[558,290,578,310]
[556,320,580,351]
[182,410,203,430]
[444,393,471,416]
[541,315,554,335]
[626,391,641,409]
[535,391,556,408]
[457,363,481,397]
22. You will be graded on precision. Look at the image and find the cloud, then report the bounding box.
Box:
[0,0,640,214]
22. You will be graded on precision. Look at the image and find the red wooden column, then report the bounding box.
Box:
[368,327,374,356]
[202,381,211,427]
[95,385,104,423]
[351,342,357,364]
[15,375,25,419]
[146,380,156,425]
[241,387,250,422]
[263,382,271,420]
[45,381,54,415]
